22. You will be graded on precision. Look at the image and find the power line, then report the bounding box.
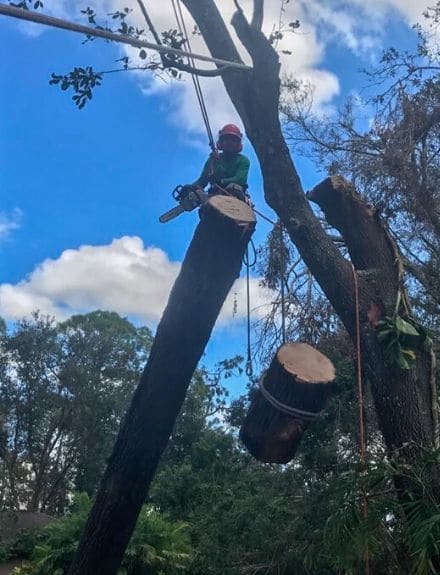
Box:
[0,3,252,72]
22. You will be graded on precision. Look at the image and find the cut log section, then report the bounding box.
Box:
[240,342,335,464]
[67,196,255,575]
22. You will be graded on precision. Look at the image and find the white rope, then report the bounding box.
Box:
[258,372,322,421]
[170,0,216,150]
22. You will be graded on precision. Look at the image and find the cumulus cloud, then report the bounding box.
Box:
[129,0,341,131]
[10,0,432,135]
[14,0,340,132]
[0,236,274,327]
[0,209,23,242]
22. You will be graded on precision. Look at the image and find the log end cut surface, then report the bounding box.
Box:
[277,342,335,384]
[206,195,256,224]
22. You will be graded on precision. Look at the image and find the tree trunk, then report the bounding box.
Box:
[240,342,335,463]
[67,197,255,575]
[181,1,439,495]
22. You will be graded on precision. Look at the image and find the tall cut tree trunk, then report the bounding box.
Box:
[67,197,255,575]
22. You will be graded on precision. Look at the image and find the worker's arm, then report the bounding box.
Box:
[193,156,214,188]
[221,155,250,187]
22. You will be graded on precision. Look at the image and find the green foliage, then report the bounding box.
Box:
[404,498,440,575]
[47,6,192,108]
[0,310,152,512]
[377,314,432,369]
[12,494,192,575]
[8,1,43,10]
[1,312,439,574]
[49,67,102,109]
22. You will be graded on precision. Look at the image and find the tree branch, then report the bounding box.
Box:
[135,0,232,77]
[162,57,236,77]
[231,5,279,78]
[251,0,264,31]
[308,175,404,315]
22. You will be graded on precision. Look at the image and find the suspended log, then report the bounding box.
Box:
[240,342,335,464]
[67,196,255,575]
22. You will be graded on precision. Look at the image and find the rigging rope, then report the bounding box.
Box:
[351,263,370,575]
[243,239,257,377]
[279,222,287,345]
[170,0,216,151]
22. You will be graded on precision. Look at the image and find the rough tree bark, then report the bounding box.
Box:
[180,0,439,491]
[67,197,255,575]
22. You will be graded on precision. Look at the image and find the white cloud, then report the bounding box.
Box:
[12,0,340,133]
[0,236,274,328]
[0,209,22,242]
[10,0,433,136]
[299,0,432,56]
[351,0,430,26]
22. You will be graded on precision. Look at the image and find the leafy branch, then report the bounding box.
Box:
[8,0,43,10]
[49,67,103,110]
[377,291,433,370]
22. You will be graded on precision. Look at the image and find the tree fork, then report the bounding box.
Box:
[181,0,440,502]
[67,196,255,575]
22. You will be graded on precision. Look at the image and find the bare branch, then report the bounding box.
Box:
[162,58,236,77]
[251,0,264,31]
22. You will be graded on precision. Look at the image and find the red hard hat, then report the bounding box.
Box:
[218,124,243,140]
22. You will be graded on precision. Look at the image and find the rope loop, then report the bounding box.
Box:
[243,238,257,267]
[258,372,321,421]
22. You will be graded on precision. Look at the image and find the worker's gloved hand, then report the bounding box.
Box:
[178,184,193,200]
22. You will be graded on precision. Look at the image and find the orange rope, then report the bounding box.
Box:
[351,263,370,575]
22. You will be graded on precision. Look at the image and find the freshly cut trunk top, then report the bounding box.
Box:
[277,342,335,384]
[208,195,255,223]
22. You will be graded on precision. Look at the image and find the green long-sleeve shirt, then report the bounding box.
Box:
[194,152,250,188]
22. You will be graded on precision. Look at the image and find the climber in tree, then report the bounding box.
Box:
[194,124,250,202]
[159,124,250,223]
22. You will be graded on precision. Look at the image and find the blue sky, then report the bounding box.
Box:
[0,0,429,370]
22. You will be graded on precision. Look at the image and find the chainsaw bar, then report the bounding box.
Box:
[159,204,185,223]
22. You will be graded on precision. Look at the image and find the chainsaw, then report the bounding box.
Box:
[159,184,209,223]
